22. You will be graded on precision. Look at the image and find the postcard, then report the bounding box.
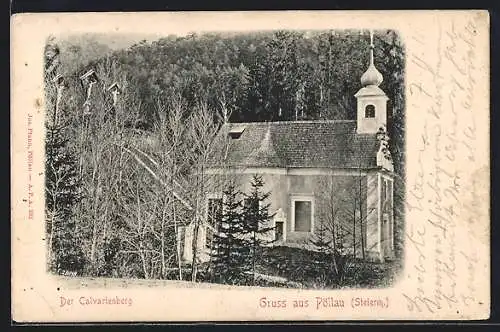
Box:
[11,10,490,322]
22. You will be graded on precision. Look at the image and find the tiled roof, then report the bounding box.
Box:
[210,120,381,169]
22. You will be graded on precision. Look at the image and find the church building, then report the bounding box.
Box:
[180,32,396,264]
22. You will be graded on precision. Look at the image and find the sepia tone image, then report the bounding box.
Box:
[11,11,490,322]
[44,29,405,290]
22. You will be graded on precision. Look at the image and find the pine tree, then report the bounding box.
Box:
[45,120,86,274]
[310,219,331,254]
[241,175,275,285]
[44,37,86,275]
[209,185,250,285]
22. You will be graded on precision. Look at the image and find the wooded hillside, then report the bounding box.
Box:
[44,30,405,283]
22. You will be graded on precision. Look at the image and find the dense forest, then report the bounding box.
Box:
[52,30,404,130]
[44,29,405,286]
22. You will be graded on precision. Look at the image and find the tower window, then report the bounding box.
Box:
[365,104,376,118]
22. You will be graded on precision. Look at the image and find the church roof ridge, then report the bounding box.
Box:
[224,119,356,126]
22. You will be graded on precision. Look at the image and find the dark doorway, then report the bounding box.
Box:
[275,221,284,241]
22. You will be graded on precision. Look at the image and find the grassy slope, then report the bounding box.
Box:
[255,246,401,289]
[54,246,401,290]
[193,246,401,289]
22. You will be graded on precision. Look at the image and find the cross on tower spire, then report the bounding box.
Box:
[360,30,383,87]
[369,30,374,66]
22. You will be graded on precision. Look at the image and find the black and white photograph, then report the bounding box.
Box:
[44,28,405,289]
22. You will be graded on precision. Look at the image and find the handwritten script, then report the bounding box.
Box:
[404,14,486,315]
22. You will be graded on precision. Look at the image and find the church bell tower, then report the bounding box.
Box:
[355,31,388,134]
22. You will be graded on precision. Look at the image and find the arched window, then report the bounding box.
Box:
[365,104,376,118]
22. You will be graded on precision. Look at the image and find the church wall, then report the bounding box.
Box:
[233,171,288,226]
[181,222,209,263]
[182,168,391,263]
[380,172,395,260]
[365,170,381,261]
[213,171,369,255]
[309,174,368,257]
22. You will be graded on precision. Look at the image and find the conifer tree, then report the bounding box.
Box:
[241,175,275,285]
[209,185,250,285]
[310,219,331,254]
[44,37,86,274]
[45,117,86,274]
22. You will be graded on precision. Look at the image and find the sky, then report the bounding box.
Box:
[57,32,163,50]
